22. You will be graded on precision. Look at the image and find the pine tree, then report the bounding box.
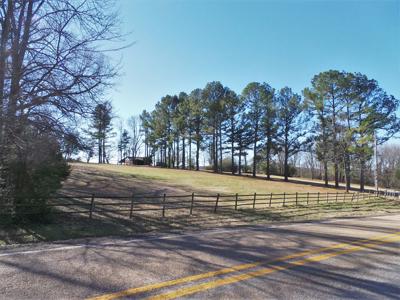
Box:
[90,101,113,164]
[241,82,267,177]
[223,89,241,174]
[188,89,205,171]
[203,82,227,173]
[276,87,310,181]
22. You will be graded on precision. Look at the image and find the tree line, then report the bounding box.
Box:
[135,70,399,192]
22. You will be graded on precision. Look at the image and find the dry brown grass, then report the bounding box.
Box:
[1,163,399,246]
[62,163,349,196]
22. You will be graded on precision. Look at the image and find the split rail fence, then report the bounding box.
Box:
[0,189,398,220]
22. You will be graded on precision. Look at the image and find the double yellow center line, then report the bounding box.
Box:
[88,231,400,300]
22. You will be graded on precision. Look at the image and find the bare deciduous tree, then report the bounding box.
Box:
[128,115,143,158]
[0,0,124,213]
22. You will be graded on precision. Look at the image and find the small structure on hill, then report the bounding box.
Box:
[119,156,152,165]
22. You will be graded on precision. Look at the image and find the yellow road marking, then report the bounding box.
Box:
[88,231,400,300]
[147,233,400,300]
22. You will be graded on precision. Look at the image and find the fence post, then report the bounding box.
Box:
[317,192,320,204]
[307,192,309,205]
[253,193,257,209]
[343,192,346,202]
[269,193,272,207]
[190,192,195,215]
[129,194,134,219]
[214,193,220,213]
[351,193,354,202]
[335,192,338,203]
[162,193,166,218]
[89,194,95,219]
[283,192,286,207]
[235,193,238,211]
[295,192,298,206]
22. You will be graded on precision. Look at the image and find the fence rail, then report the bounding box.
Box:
[0,189,398,220]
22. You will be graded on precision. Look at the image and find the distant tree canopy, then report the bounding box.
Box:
[0,0,122,222]
[139,71,399,192]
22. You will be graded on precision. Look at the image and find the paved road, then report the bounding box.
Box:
[0,214,399,299]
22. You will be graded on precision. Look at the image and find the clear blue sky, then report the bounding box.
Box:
[109,0,400,120]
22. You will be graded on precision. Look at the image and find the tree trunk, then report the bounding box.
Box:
[252,124,258,177]
[98,137,102,164]
[214,127,218,173]
[284,145,289,181]
[231,138,235,175]
[324,160,328,186]
[171,140,174,167]
[196,139,200,171]
[0,1,13,149]
[344,153,351,192]
[102,138,106,163]
[238,149,242,175]
[219,125,222,173]
[360,157,365,192]
[334,162,339,188]
[182,136,186,169]
[167,142,171,168]
[188,132,192,170]
[266,136,271,180]
[176,137,179,168]
[164,144,167,166]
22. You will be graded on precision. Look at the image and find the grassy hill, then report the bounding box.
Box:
[1,162,398,246]
[62,163,342,196]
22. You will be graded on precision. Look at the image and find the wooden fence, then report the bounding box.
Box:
[0,189,397,220]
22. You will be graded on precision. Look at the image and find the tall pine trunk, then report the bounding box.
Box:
[164,144,167,166]
[176,137,180,168]
[196,132,200,171]
[324,160,328,186]
[238,146,242,175]
[182,136,186,169]
[167,143,171,168]
[102,138,106,164]
[188,132,192,170]
[213,126,218,172]
[231,140,235,175]
[252,122,258,177]
[98,137,102,164]
[230,117,235,174]
[219,125,222,173]
[344,152,351,192]
[266,135,271,180]
[360,157,365,192]
[284,144,289,181]
[334,162,339,188]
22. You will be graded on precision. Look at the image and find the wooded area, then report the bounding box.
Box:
[132,73,399,192]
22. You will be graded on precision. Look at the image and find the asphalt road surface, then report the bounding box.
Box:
[1,214,400,299]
